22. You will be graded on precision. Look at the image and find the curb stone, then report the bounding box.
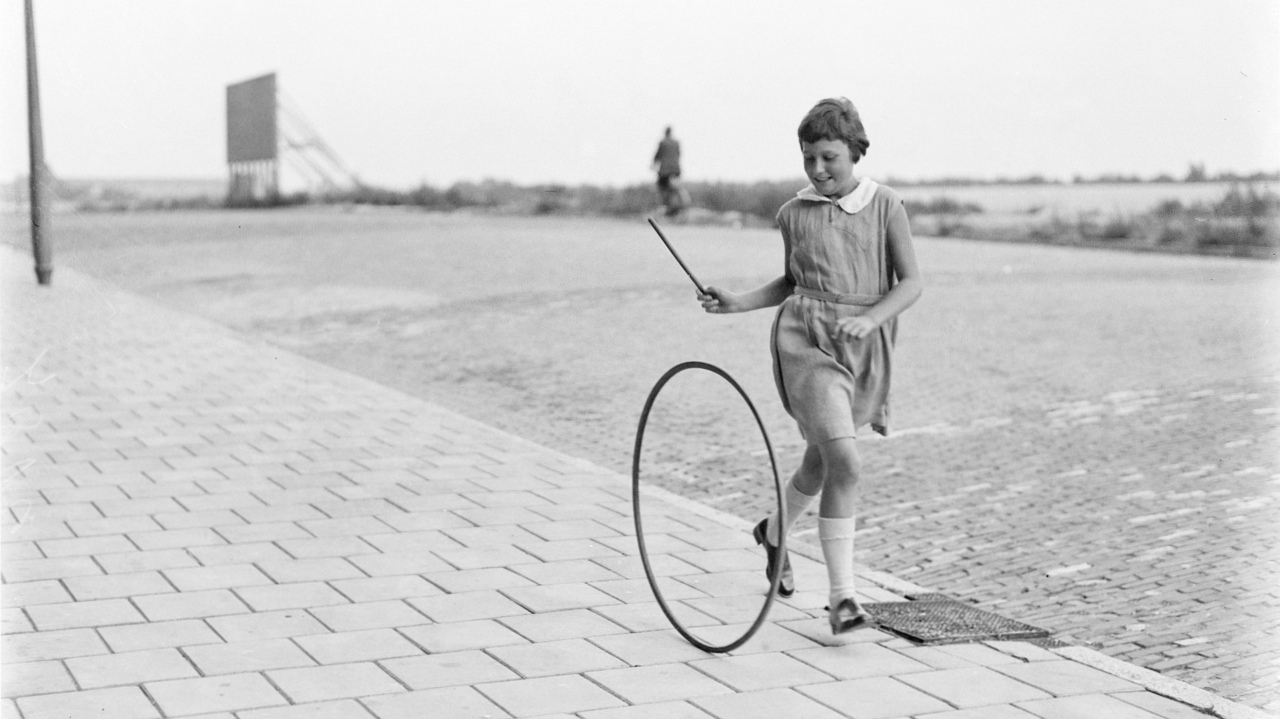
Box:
[1053,645,1278,719]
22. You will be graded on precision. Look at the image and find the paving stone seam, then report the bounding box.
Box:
[135,682,166,719]
[577,668,656,711]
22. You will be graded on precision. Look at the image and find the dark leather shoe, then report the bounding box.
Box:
[828,596,870,635]
[752,518,794,597]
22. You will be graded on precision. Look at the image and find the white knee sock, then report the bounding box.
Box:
[768,481,819,545]
[819,516,857,606]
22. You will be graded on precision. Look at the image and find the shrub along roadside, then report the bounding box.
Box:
[908,182,1278,258]
[57,176,1279,259]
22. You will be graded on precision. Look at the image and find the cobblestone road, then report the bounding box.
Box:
[6,209,1278,710]
[290,290,1280,710]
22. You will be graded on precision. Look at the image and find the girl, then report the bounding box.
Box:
[698,97,922,634]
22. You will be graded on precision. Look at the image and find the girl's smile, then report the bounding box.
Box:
[801,139,858,199]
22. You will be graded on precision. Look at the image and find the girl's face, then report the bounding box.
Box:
[801,139,857,198]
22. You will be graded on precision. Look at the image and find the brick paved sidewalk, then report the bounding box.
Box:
[2,248,1270,719]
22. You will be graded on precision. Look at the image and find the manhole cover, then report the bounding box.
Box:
[864,597,1050,645]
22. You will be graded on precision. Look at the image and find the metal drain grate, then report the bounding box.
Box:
[864,596,1050,645]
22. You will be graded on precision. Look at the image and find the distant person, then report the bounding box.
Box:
[652,126,685,217]
[697,97,923,635]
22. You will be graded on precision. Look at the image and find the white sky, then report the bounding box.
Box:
[2,0,1278,188]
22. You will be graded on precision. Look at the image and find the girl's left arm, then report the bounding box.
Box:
[836,202,923,340]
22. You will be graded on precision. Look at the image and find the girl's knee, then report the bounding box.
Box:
[819,438,861,477]
[817,440,861,517]
[786,444,824,496]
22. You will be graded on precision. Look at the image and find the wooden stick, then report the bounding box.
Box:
[648,218,706,294]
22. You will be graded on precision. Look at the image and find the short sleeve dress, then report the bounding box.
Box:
[771,177,907,443]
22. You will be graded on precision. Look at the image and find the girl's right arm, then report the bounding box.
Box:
[698,276,793,314]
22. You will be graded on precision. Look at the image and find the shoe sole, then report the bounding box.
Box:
[828,599,871,635]
[829,614,869,634]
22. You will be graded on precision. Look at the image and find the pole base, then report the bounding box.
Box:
[35,267,52,285]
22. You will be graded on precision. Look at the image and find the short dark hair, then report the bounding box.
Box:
[798,97,870,163]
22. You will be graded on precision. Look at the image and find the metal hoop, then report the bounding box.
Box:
[631,361,786,653]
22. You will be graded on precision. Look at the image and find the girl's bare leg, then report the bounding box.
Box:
[818,437,860,518]
[755,444,821,596]
[766,443,822,545]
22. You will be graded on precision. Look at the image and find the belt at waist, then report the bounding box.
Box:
[793,286,882,306]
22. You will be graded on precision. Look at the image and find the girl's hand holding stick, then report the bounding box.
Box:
[699,286,741,314]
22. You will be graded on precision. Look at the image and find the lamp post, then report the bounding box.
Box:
[25,0,53,285]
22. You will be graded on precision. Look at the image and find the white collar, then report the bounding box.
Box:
[796,177,879,214]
